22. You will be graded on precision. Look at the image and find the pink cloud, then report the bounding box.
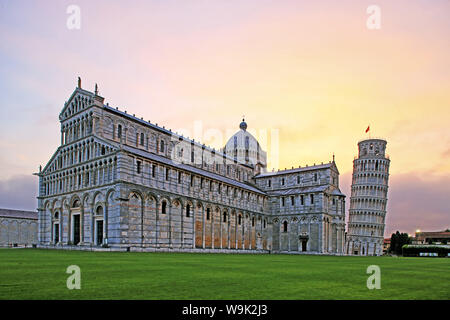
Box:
[342,171,450,237]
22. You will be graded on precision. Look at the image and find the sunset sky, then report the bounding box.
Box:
[0,0,449,236]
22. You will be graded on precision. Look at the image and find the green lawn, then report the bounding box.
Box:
[0,249,448,300]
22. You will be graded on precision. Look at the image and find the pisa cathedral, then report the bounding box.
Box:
[36,80,347,254]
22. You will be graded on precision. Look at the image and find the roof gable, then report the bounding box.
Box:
[39,135,119,175]
[59,87,95,121]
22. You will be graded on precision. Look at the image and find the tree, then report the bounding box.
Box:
[389,231,411,255]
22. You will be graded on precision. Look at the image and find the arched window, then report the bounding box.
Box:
[283,221,288,232]
[53,212,60,243]
[118,125,122,139]
[238,214,242,225]
[252,217,255,227]
[136,161,142,174]
[161,201,167,214]
[72,199,80,208]
[206,208,210,220]
[186,204,190,217]
[96,206,103,216]
[223,212,227,222]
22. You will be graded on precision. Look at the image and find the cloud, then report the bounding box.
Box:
[341,171,450,237]
[0,175,38,211]
[385,173,450,236]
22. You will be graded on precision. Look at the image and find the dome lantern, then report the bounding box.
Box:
[239,118,247,131]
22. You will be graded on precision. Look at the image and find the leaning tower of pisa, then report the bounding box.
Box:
[346,138,390,256]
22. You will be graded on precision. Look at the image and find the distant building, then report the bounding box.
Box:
[412,230,450,245]
[382,238,391,254]
[0,208,38,247]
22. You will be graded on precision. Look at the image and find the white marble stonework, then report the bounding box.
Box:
[36,82,346,254]
[346,139,390,256]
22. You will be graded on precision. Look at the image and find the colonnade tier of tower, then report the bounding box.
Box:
[346,138,390,256]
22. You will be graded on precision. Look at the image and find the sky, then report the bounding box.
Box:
[0,0,449,237]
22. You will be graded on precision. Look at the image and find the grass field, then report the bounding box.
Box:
[0,249,448,300]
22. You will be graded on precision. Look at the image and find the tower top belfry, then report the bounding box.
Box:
[357,138,387,158]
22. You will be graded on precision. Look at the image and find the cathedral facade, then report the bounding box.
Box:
[36,81,346,254]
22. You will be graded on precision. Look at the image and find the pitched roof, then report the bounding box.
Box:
[104,105,254,169]
[415,231,450,239]
[266,185,345,197]
[255,163,335,178]
[267,185,329,196]
[122,145,266,195]
[0,208,38,220]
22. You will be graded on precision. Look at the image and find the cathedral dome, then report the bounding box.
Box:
[223,119,267,172]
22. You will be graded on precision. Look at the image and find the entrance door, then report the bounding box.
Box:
[256,234,262,250]
[96,220,103,245]
[302,240,307,252]
[54,223,59,243]
[73,215,80,245]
